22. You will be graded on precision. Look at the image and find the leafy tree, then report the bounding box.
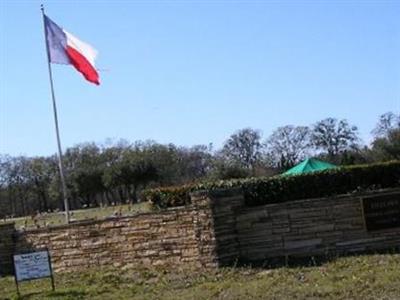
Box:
[221,128,263,170]
[4,157,30,216]
[311,118,360,159]
[140,142,183,185]
[371,128,400,161]
[8,114,396,218]
[265,125,311,170]
[63,143,105,208]
[101,144,130,204]
[0,155,15,217]
[102,142,160,203]
[25,157,57,212]
[175,145,214,183]
[120,149,158,202]
[210,161,251,180]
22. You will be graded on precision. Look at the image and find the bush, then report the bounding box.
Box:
[144,161,400,208]
[143,185,194,208]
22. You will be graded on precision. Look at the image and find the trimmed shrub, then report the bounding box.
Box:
[143,185,193,208]
[144,161,400,208]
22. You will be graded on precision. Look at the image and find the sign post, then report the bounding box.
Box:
[13,249,55,296]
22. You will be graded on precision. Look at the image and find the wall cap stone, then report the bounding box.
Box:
[248,187,400,209]
[16,205,196,234]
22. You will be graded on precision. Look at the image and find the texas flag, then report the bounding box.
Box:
[44,15,100,85]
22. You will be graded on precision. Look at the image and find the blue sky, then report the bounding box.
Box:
[1,0,399,156]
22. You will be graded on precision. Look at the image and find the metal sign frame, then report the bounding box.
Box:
[13,248,55,297]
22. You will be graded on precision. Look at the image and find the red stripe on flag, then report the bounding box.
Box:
[65,46,100,85]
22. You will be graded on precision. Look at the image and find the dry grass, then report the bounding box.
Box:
[1,253,399,300]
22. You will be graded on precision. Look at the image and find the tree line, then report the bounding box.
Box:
[1,112,399,218]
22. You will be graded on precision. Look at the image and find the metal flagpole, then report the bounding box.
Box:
[40,5,70,224]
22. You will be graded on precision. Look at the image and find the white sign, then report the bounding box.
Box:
[14,251,52,282]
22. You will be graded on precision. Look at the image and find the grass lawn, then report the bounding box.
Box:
[0,202,153,230]
[1,253,399,300]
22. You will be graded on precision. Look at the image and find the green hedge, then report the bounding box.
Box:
[144,161,400,208]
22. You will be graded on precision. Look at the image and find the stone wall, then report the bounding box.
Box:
[0,223,15,275]
[3,188,400,274]
[203,189,244,266]
[15,197,218,273]
[210,188,400,265]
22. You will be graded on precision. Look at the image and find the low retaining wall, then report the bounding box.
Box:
[1,188,399,274]
[14,197,217,273]
[0,223,15,275]
[208,188,400,265]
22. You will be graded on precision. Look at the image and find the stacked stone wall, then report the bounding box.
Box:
[15,198,217,273]
[215,189,400,264]
[0,223,15,275]
[2,188,399,273]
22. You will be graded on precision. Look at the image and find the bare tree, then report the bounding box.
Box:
[221,128,263,170]
[311,118,360,158]
[372,112,400,138]
[266,125,311,170]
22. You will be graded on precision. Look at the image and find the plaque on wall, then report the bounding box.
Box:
[362,193,400,231]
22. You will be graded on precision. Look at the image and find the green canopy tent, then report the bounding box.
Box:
[282,158,338,176]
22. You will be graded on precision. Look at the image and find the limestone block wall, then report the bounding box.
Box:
[0,223,15,275]
[226,189,400,264]
[3,188,400,274]
[15,197,218,273]
[205,189,244,266]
